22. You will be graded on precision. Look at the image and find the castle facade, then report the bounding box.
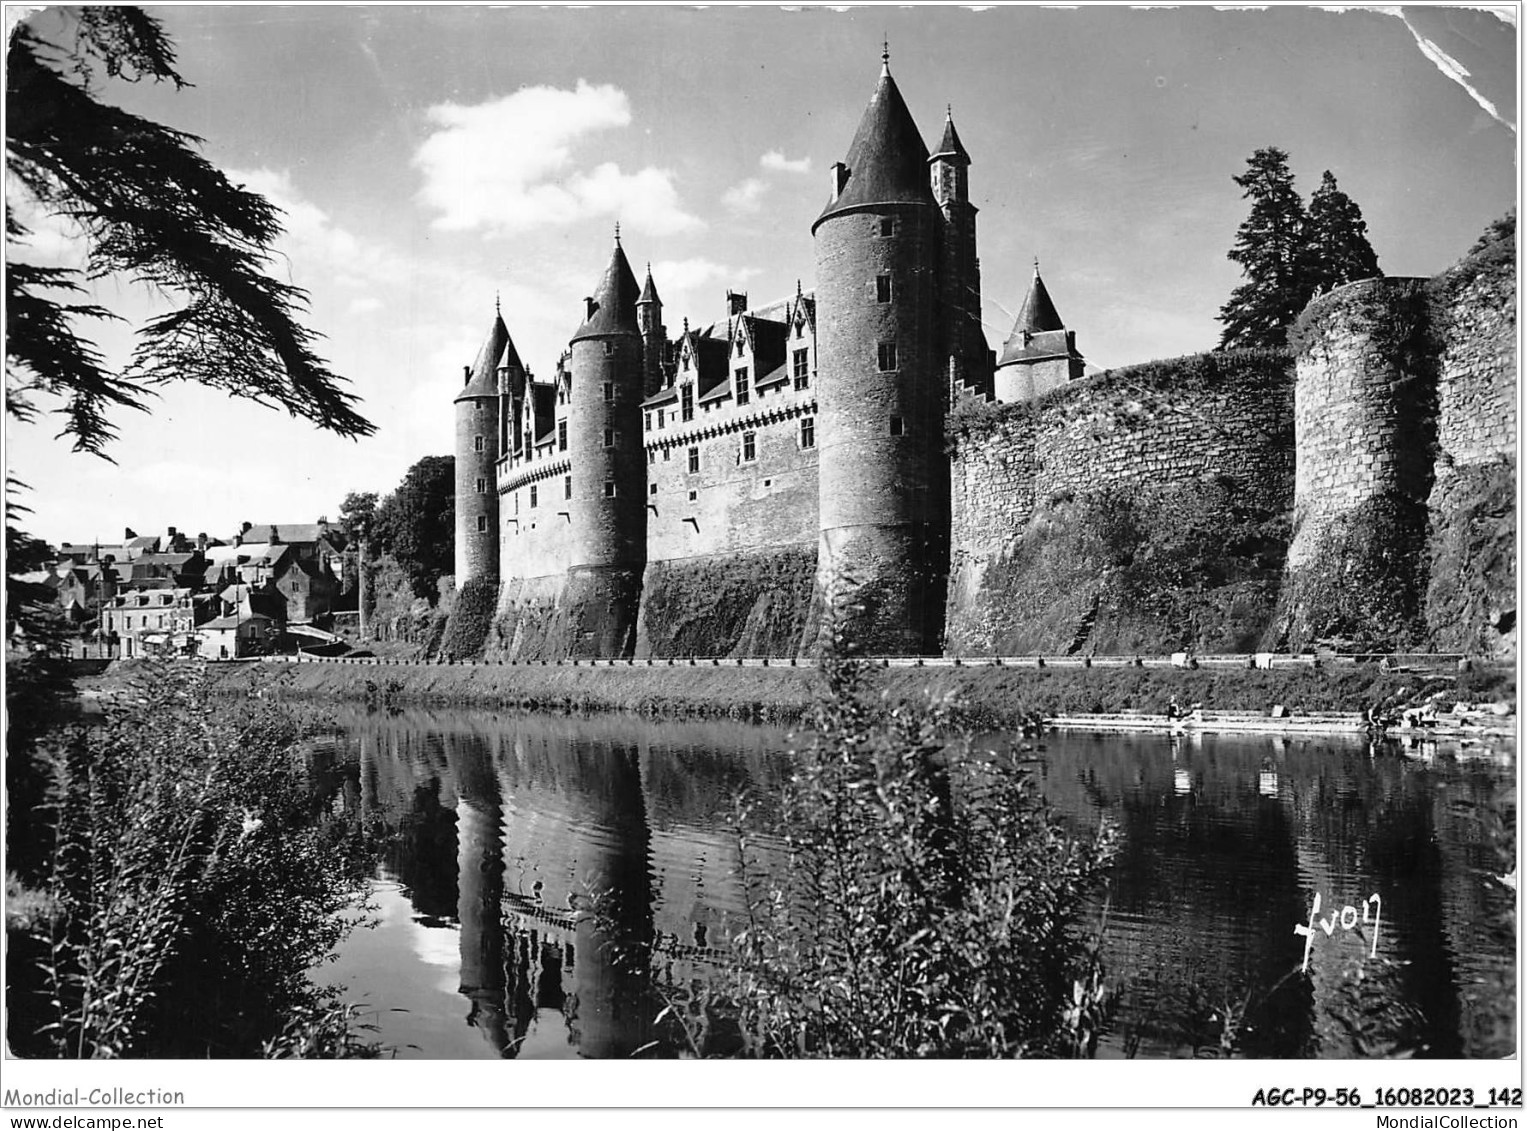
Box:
[454,56,1082,658]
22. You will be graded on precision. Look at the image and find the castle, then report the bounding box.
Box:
[452,56,1515,662]
[453,54,1086,659]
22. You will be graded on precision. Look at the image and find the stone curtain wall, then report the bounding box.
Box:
[946,351,1294,655]
[1432,238,1516,469]
[635,546,820,659]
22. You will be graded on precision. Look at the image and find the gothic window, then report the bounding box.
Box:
[645,411,652,431]
[558,421,567,451]
[793,349,810,389]
[876,274,892,303]
[741,432,757,462]
[800,417,816,449]
[735,367,750,406]
[565,475,572,499]
[658,408,665,429]
[475,477,486,494]
[878,342,897,372]
[474,435,485,452]
[688,446,699,473]
[529,485,538,508]
[681,385,694,422]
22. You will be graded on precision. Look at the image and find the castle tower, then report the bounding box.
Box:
[636,264,666,397]
[812,50,950,654]
[993,262,1085,403]
[930,108,990,400]
[565,227,647,656]
[454,308,512,585]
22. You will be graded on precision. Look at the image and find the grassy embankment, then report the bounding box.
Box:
[98,657,1516,730]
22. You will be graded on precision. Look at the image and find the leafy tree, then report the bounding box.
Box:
[337,491,379,549]
[5,7,374,456]
[1468,208,1515,254]
[1302,170,1380,296]
[1218,148,1310,350]
[372,456,455,600]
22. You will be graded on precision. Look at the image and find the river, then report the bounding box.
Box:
[306,706,1515,1059]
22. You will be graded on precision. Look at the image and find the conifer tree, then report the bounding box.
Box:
[1302,170,1381,296]
[1217,147,1309,350]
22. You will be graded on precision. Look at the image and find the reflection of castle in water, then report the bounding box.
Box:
[352,712,786,1058]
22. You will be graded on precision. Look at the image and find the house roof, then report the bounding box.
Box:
[814,61,936,232]
[202,613,272,630]
[571,234,642,343]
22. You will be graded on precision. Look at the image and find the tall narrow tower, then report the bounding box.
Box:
[454,308,511,585]
[812,50,950,654]
[564,227,647,656]
[636,264,666,397]
[930,108,990,400]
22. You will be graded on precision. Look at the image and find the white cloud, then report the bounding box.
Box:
[347,296,384,315]
[652,258,761,294]
[722,177,769,214]
[760,150,812,174]
[413,81,702,235]
[225,167,387,290]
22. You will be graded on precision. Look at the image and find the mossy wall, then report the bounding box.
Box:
[486,567,643,661]
[636,546,819,659]
[438,577,500,660]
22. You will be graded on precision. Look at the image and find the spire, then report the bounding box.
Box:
[930,104,970,166]
[613,221,621,247]
[1012,262,1065,335]
[814,55,935,232]
[571,237,642,343]
[455,304,513,402]
[881,38,890,75]
[638,262,660,306]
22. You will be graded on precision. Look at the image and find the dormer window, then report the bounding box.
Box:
[880,217,895,237]
[735,368,750,406]
[735,338,744,357]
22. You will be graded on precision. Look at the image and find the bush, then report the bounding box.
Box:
[11,663,374,1058]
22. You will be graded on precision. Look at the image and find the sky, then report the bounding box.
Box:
[5,3,1518,548]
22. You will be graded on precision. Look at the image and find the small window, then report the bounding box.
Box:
[648,450,656,464]
[880,217,894,237]
[603,428,616,447]
[878,342,897,372]
[688,490,697,502]
[658,408,665,429]
[800,416,816,449]
[682,353,690,371]
[604,340,614,356]
[476,515,488,533]
[529,485,538,508]
[741,432,756,462]
[645,411,652,431]
[681,385,694,422]
[735,367,750,406]
[603,381,614,402]
[795,321,804,339]
[735,338,745,357]
[890,415,905,436]
[688,446,699,473]
[604,481,617,498]
[558,421,567,451]
[474,435,485,452]
[793,349,810,389]
[564,475,572,499]
[475,477,486,494]
[649,483,658,496]
[876,274,892,303]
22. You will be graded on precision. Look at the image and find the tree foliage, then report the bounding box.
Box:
[371,456,455,600]
[337,491,379,547]
[1218,149,1381,350]
[5,7,374,455]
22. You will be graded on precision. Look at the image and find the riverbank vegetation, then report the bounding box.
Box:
[5,662,379,1057]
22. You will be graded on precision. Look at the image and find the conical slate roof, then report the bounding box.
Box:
[998,266,1080,367]
[638,265,661,306]
[572,235,642,343]
[814,61,936,232]
[455,311,511,402]
[930,109,970,165]
[1012,267,1065,335]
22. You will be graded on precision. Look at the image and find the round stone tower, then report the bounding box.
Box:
[812,52,949,654]
[454,309,510,585]
[564,228,648,655]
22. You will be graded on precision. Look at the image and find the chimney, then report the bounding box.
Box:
[463,364,471,387]
[124,527,136,540]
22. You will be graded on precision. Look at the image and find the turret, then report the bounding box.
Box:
[993,260,1085,403]
[455,308,512,584]
[812,48,950,654]
[929,107,990,400]
[636,264,666,396]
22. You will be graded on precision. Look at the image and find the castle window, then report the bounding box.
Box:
[877,342,897,372]
[529,485,538,508]
[603,381,614,402]
[649,483,658,496]
[475,477,486,494]
[682,353,689,372]
[796,321,804,339]
[474,435,485,452]
[735,368,750,406]
[688,490,697,502]
[645,411,652,431]
[658,408,665,429]
[681,385,694,422]
[565,475,572,499]
[890,415,905,436]
[603,428,617,447]
[741,432,757,463]
[688,446,699,473]
[604,340,614,356]
[876,274,892,303]
[880,217,895,237]
[648,450,656,465]
[476,515,488,533]
[558,421,567,451]
[604,481,618,498]
[793,349,810,389]
[735,338,744,357]
[800,416,815,449]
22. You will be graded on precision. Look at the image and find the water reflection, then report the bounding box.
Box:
[317,709,1514,1060]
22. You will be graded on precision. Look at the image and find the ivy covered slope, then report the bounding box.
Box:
[946,350,1294,657]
